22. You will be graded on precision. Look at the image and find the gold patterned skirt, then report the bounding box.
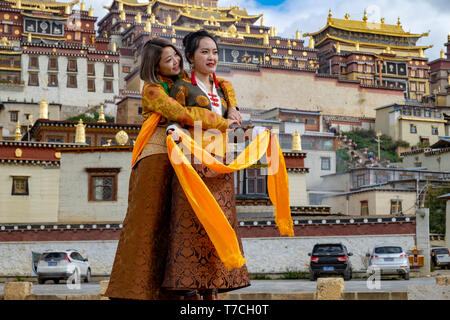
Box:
[105,154,179,300]
[162,161,251,293]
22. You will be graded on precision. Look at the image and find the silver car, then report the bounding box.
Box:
[431,247,450,269]
[366,245,410,280]
[36,250,91,284]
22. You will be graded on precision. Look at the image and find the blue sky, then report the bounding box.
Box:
[85,0,449,60]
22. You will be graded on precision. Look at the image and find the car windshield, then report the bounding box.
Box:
[374,247,402,254]
[434,249,448,255]
[313,245,344,254]
[42,252,66,261]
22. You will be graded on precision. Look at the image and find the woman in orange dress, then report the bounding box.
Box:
[162,30,251,300]
[105,38,240,300]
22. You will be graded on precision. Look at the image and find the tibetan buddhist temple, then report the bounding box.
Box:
[428,34,450,108]
[304,10,432,102]
[0,0,119,121]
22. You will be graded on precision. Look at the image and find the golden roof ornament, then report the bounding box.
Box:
[308,36,315,49]
[118,1,123,11]
[1,37,8,46]
[263,32,269,45]
[363,10,368,23]
[120,10,126,21]
[136,12,142,24]
[292,130,302,151]
[65,4,71,15]
[245,23,250,33]
[381,17,385,24]
[327,9,332,22]
[27,33,32,43]
[440,49,445,59]
[147,4,152,15]
[75,119,86,144]
[145,19,152,32]
[166,15,172,26]
[112,42,117,52]
[151,14,156,24]
[15,148,23,158]
[296,30,300,40]
[397,17,401,26]
[287,39,291,47]
[16,0,21,9]
[98,104,106,123]
[115,130,129,146]
[336,42,341,54]
[39,98,49,119]
[344,13,350,20]
[88,6,94,17]
[14,121,22,141]
[355,41,360,51]
[260,17,264,26]
[80,1,86,11]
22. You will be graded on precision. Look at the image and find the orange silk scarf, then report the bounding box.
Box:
[131,113,161,168]
[166,129,294,270]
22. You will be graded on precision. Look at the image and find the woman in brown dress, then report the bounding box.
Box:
[105,38,240,300]
[162,30,251,300]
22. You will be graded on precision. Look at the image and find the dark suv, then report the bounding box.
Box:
[308,243,353,281]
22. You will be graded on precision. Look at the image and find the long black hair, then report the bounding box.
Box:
[182,30,219,64]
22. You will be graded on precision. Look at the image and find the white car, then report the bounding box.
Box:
[36,250,91,284]
[366,245,410,280]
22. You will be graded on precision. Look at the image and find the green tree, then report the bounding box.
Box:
[425,187,449,235]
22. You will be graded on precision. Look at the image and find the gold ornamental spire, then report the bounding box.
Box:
[98,104,106,123]
[27,33,32,43]
[363,10,368,23]
[296,30,300,40]
[120,10,126,21]
[136,12,142,24]
[75,119,86,144]
[14,121,22,141]
[65,4,71,15]
[147,4,152,15]
[440,49,445,59]
[39,98,49,119]
[145,19,152,32]
[263,32,269,45]
[292,130,302,151]
[88,6,94,17]
[308,36,315,49]
[80,1,86,11]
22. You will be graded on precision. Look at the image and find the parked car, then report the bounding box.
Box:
[308,243,353,281]
[36,249,91,284]
[366,245,410,280]
[431,247,450,269]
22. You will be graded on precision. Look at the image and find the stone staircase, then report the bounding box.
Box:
[337,134,390,169]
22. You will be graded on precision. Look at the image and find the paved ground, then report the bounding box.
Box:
[0,277,438,296]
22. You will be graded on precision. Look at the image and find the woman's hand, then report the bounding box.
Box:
[167,129,181,143]
[227,118,239,128]
[227,107,242,126]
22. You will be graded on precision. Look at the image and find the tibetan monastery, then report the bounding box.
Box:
[0,0,119,122]
[304,10,432,102]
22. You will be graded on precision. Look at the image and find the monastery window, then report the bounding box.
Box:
[87,63,95,75]
[418,83,425,92]
[122,65,131,73]
[104,79,113,93]
[402,107,411,116]
[67,59,77,72]
[75,31,81,41]
[410,69,416,77]
[28,72,39,86]
[410,82,416,91]
[416,94,423,102]
[3,24,11,34]
[390,199,402,216]
[104,64,114,77]
[366,65,372,73]
[29,56,39,69]
[434,110,442,119]
[48,57,58,70]
[360,201,369,216]
[354,173,367,188]
[424,109,432,117]
[86,168,120,202]
[67,74,77,88]
[357,64,363,73]
[9,111,18,122]
[432,127,439,135]
[301,137,315,150]
[244,168,267,195]
[375,173,389,184]
[413,108,422,117]
[321,157,331,171]
[88,78,95,92]
[48,73,58,87]
[11,176,29,196]
[410,124,417,134]
[47,136,64,143]
[418,69,424,78]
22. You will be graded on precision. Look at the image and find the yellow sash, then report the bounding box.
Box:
[166,129,294,270]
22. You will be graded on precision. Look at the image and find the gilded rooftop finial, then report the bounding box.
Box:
[327,9,332,22]
[292,130,302,151]
[75,119,86,144]
[98,104,106,123]
[14,121,22,141]
[397,17,401,26]
[344,13,350,20]
[39,98,49,120]
[88,6,94,17]
[363,10,368,23]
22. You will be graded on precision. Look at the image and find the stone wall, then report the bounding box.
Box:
[218,68,404,118]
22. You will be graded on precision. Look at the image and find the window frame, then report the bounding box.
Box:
[321,157,331,171]
[86,168,120,202]
[360,200,369,216]
[390,199,403,216]
[11,176,29,196]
